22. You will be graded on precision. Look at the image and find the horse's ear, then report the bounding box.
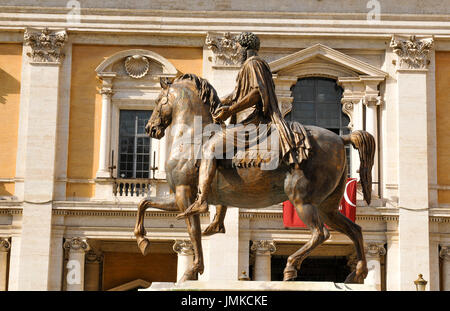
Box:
[160,77,173,89]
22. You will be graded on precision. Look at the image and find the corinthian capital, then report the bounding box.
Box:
[365,243,386,258]
[63,237,90,253]
[205,32,241,66]
[0,238,10,252]
[251,240,276,255]
[390,35,434,70]
[440,246,450,261]
[24,28,68,63]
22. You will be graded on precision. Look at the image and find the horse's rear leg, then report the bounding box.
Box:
[134,195,177,256]
[175,185,204,282]
[320,209,368,284]
[283,202,330,281]
[318,173,368,284]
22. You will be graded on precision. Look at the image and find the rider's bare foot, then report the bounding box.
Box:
[202,221,226,236]
[176,199,208,219]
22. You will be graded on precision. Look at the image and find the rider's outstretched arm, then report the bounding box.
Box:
[228,88,261,115]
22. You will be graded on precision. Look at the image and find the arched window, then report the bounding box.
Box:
[286,77,351,174]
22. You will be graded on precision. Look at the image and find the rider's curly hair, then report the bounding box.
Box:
[237,32,260,51]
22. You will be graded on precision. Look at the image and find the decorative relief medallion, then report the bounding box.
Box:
[205,32,241,66]
[24,28,67,63]
[124,55,150,79]
[390,35,434,69]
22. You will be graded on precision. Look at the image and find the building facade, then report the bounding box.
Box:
[0,1,449,291]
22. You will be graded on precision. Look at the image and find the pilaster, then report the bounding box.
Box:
[0,238,11,291]
[63,237,90,291]
[173,240,194,282]
[16,28,67,290]
[391,34,434,291]
[251,240,276,281]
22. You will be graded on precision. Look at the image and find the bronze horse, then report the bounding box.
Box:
[134,74,375,283]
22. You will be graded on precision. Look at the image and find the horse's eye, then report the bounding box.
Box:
[160,97,168,105]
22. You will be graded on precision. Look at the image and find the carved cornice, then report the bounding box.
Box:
[24,28,67,63]
[390,35,434,70]
[63,237,90,252]
[251,240,276,255]
[205,32,241,66]
[365,243,386,258]
[0,238,11,252]
[173,240,194,256]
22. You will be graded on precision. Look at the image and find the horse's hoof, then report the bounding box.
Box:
[344,271,363,284]
[283,266,297,281]
[202,222,226,236]
[137,237,151,256]
[178,271,198,283]
[176,212,188,220]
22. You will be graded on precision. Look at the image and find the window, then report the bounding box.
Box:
[118,110,152,179]
[286,77,351,175]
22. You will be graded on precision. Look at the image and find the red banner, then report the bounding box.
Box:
[282,178,357,228]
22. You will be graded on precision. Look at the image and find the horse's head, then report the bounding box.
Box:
[146,74,221,139]
[146,77,174,139]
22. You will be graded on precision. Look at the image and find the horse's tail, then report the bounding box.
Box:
[341,130,375,205]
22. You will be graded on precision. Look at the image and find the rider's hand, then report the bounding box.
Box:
[213,106,232,123]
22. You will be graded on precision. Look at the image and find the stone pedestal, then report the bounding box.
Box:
[63,238,90,291]
[251,240,276,281]
[0,238,10,291]
[201,207,240,281]
[173,240,194,282]
[146,281,377,291]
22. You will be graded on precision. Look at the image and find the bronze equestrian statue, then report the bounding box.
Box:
[133,32,375,284]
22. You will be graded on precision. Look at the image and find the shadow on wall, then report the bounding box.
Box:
[0,183,13,198]
[0,67,20,105]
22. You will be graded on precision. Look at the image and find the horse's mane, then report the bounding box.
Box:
[174,73,222,115]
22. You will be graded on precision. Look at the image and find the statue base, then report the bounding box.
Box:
[142,281,377,291]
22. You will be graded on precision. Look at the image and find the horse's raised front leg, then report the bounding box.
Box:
[134,194,178,256]
[175,185,204,282]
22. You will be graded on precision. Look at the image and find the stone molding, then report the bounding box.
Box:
[0,238,10,253]
[205,32,241,66]
[24,27,67,63]
[173,240,194,256]
[251,240,276,255]
[390,35,434,70]
[63,237,90,253]
[440,246,450,262]
[364,242,386,258]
